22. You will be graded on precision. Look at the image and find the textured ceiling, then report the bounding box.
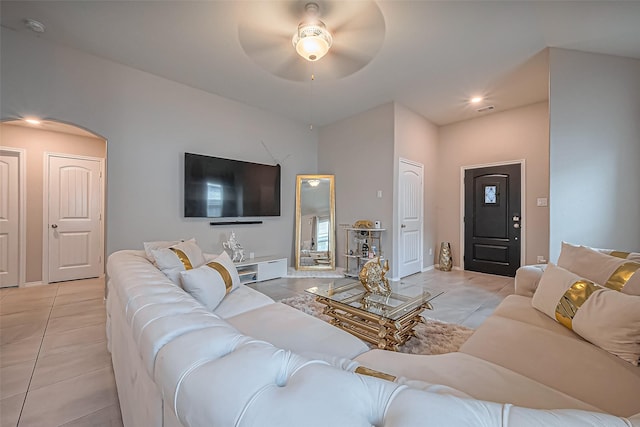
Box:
[2,1,639,127]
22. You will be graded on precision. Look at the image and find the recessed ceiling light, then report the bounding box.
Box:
[24,118,42,125]
[470,96,483,104]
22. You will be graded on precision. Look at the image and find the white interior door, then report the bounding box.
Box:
[48,154,102,283]
[398,159,423,278]
[0,152,20,287]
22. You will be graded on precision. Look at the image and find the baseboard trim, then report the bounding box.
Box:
[421,265,435,272]
[434,264,461,271]
[23,281,45,288]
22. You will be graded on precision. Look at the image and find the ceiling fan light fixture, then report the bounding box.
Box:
[292,3,332,62]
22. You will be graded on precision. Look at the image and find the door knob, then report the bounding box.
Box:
[513,223,520,229]
[51,224,58,229]
[401,224,406,228]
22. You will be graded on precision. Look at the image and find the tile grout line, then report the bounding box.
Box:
[16,285,59,426]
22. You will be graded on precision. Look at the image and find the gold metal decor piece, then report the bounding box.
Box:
[353,219,374,229]
[359,257,391,296]
[555,279,604,329]
[603,262,640,292]
[354,366,397,382]
[206,261,233,293]
[439,242,452,271]
[169,248,193,270]
[610,251,631,259]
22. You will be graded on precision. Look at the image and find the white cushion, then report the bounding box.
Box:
[355,351,599,412]
[180,251,242,311]
[213,286,274,319]
[151,239,206,286]
[226,303,369,360]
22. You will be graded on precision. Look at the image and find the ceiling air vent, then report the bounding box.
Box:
[477,105,495,113]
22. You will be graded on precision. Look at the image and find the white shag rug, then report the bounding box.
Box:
[280,294,474,355]
[285,267,345,278]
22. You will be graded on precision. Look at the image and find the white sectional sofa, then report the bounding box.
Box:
[106,250,639,426]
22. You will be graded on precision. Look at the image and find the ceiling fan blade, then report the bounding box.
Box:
[239,27,291,57]
[237,0,385,81]
[235,1,298,32]
[323,0,384,36]
[318,48,371,79]
[273,54,311,82]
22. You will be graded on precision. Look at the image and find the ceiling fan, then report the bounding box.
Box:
[237,1,386,82]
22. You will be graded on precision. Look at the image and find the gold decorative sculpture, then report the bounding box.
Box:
[353,219,374,229]
[439,242,452,271]
[359,257,391,296]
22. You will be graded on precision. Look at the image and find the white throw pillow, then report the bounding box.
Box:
[557,242,640,295]
[180,251,241,311]
[151,239,206,286]
[143,239,181,263]
[532,263,640,365]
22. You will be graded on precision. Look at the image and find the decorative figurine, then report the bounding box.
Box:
[353,219,374,229]
[359,257,391,296]
[439,242,452,271]
[223,231,245,263]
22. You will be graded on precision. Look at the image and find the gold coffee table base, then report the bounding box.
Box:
[315,296,433,351]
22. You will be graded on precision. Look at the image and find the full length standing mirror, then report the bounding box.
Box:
[295,175,335,271]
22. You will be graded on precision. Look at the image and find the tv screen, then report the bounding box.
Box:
[184,152,281,218]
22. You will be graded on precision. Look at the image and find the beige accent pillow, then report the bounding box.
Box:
[180,251,241,311]
[151,239,206,286]
[532,263,640,365]
[557,242,640,295]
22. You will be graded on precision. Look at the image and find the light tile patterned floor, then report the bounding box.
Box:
[0,278,121,427]
[0,268,513,426]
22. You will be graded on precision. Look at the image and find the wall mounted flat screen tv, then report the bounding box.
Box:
[184,152,281,218]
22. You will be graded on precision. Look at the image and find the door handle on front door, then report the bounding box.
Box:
[401,224,406,228]
[51,224,58,229]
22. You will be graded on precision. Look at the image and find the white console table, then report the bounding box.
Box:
[234,256,287,284]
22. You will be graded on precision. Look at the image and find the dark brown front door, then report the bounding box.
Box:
[464,164,521,277]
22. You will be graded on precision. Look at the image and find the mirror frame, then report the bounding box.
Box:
[295,174,336,271]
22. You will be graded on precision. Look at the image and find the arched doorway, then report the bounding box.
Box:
[0,119,107,287]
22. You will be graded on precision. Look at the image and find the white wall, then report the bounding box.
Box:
[549,49,640,261]
[393,103,439,270]
[318,103,395,272]
[1,28,317,262]
[437,102,550,267]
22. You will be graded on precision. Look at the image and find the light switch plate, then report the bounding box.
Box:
[536,197,548,207]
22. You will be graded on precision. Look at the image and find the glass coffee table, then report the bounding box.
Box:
[306,279,443,351]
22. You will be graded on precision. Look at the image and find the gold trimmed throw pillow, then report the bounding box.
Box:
[180,251,241,311]
[532,264,640,365]
[594,248,640,262]
[557,242,640,295]
[143,239,181,263]
[151,239,206,286]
